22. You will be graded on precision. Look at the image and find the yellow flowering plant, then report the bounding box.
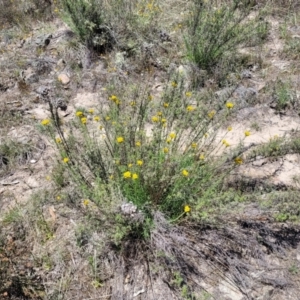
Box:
[43,75,252,224]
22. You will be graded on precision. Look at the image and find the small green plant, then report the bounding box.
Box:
[250,122,261,132]
[275,212,289,222]
[185,0,268,72]
[60,0,106,48]
[273,80,296,111]
[0,139,33,177]
[289,264,299,275]
[2,207,22,224]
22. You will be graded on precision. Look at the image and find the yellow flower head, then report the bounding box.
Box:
[127,164,132,168]
[117,136,124,143]
[83,199,90,206]
[228,126,232,131]
[226,102,234,109]
[148,95,153,101]
[204,133,209,138]
[157,111,163,116]
[55,137,62,144]
[184,205,191,213]
[137,160,143,166]
[105,116,110,121]
[235,157,243,165]
[166,137,172,143]
[81,117,87,124]
[182,169,189,177]
[123,171,131,179]
[222,139,230,147]
[109,95,118,102]
[208,110,216,119]
[163,147,169,153]
[88,108,94,114]
[63,157,69,163]
[94,116,100,122]
[135,141,141,147]
[187,105,196,112]
[132,173,139,180]
[185,92,192,97]
[76,111,83,117]
[199,154,205,160]
[191,142,197,149]
[56,195,61,201]
[130,101,136,107]
[244,130,251,137]
[152,116,159,123]
[171,81,178,88]
[41,119,50,126]
[169,132,176,139]
[161,118,167,124]
[163,102,169,108]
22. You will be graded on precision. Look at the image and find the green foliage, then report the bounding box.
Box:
[0,139,33,176]
[273,80,296,111]
[185,0,268,71]
[41,76,247,226]
[59,0,161,52]
[0,0,52,28]
[60,0,105,47]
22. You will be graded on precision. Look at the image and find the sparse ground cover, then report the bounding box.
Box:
[1,0,300,299]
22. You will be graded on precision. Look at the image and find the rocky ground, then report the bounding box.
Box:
[1,1,300,299]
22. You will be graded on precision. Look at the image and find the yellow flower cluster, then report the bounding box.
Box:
[235,157,243,165]
[41,119,50,126]
[152,116,159,123]
[76,111,83,117]
[184,205,191,213]
[117,137,124,143]
[226,102,234,109]
[123,171,139,180]
[169,132,176,139]
[208,110,216,119]
[187,105,196,112]
[222,139,230,147]
[182,169,189,177]
[109,95,120,105]
[191,142,197,149]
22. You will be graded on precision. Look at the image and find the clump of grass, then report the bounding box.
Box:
[185,0,268,73]
[272,80,297,111]
[0,139,33,177]
[248,133,300,159]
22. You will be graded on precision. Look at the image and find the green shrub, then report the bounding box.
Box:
[60,0,106,48]
[185,0,268,72]
[40,77,250,225]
